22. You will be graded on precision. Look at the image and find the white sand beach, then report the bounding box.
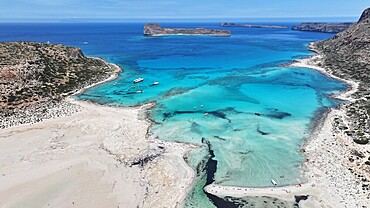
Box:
[0,98,195,208]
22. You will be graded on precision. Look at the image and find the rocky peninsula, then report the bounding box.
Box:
[143,23,231,37]
[220,22,288,29]
[291,7,370,205]
[313,8,370,146]
[0,42,120,128]
[292,22,354,33]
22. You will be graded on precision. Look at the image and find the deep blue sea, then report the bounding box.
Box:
[0,22,347,207]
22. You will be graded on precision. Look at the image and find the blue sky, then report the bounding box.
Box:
[1,0,369,20]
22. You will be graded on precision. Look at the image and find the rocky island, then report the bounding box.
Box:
[143,23,231,37]
[292,22,354,33]
[220,22,288,29]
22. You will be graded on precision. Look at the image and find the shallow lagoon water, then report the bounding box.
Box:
[149,67,344,187]
[72,25,345,186]
[1,22,347,206]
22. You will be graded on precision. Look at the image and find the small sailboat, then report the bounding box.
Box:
[134,78,144,83]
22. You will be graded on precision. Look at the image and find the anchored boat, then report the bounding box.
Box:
[150,81,159,86]
[134,78,144,83]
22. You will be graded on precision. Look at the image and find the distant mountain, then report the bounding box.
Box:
[292,22,354,33]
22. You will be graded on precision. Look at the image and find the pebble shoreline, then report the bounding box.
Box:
[0,100,82,130]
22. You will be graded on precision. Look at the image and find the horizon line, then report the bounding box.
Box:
[0,16,358,23]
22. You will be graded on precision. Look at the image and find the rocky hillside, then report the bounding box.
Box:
[0,42,119,111]
[313,8,370,144]
[292,22,354,33]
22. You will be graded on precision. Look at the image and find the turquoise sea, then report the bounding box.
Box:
[1,22,346,207]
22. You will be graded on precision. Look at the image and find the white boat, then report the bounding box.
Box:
[150,81,159,86]
[271,179,277,186]
[134,78,144,83]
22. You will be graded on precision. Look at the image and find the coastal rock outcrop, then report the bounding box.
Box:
[220,22,287,29]
[143,23,231,37]
[313,8,370,143]
[292,22,354,33]
[358,7,370,22]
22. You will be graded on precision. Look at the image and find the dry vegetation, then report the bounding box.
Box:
[314,8,370,145]
[0,42,116,111]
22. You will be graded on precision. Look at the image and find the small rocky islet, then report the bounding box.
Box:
[143,23,231,36]
[220,22,288,29]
